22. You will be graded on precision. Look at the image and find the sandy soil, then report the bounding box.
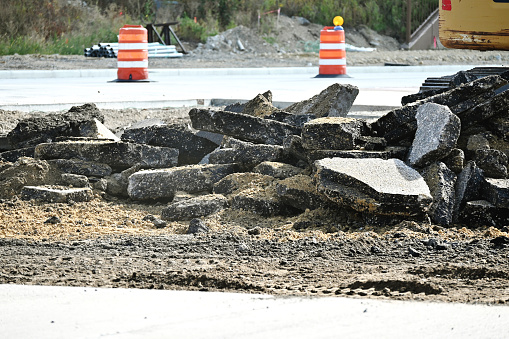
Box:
[1,19,509,304]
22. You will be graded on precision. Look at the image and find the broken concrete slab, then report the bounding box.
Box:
[301,117,368,150]
[466,134,491,152]
[0,157,61,198]
[264,111,316,129]
[35,140,179,170]
[161,194,228,221]
[275,174,328,211]
[459,90,509,130]
[230,185,299,217]
[47,158,112,177]
[407,103,461,168]
[285,83,359,118]
[105,165,142,197]
[79,118,120,141]
[253,161,304,179]
[213,173,275,196]
[420,162,457,226]
[459,200,509,228]
[482,178,509,209]
[121,124,218,166]
[314,158,432,217]
[7,103,103,149]
[454,161,485,217]
[128,163,238,200]
[282,135,308,162]
[475,149,508,179]
[442,148,465,174]
[307,147,407,163]
[60,173,89,188]
[372,75,507,143]
[189,108,300,145]
[0,147,35,163]
[208,138,285,168]
[20,185,93,203]
[242,91,278,118]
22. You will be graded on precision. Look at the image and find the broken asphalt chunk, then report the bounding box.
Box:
[47,159,112,177]
[128,164,238,200]
[208,138,285,168]
[285,83,359,118]
[407,103,461,168]
[302,117,368,150]
[372,75,507,143]
[121,124,218,165]
[21,186,93,203]
[7,103,104,149]
[189,108,300,145]
[459,200,509,228]
[454,161,485,218]
[161,194,228,221]
[253,161,304,179]
[35,140,179,170]
[482,178,509,209]
[275,174,328,211]
[314,158,432,217]
[420,162,457,227]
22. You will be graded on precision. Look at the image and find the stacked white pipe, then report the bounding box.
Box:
[85,42,183,58]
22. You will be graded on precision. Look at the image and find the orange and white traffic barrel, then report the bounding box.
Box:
[317,16,348,78]
[117,25,149,81]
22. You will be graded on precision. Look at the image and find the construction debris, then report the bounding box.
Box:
[84,42,183,58]
[1,71,509,230]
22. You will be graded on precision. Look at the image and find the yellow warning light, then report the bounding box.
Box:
[333,16,344,26]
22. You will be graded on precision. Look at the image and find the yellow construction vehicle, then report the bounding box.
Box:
[439,0,509,51]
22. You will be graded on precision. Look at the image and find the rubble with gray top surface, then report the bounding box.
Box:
[1,74,509,228]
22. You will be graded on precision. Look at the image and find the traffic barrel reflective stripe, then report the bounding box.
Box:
[318,26,347,76]
[117,25,148,81]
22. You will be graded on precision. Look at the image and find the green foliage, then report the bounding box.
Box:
[263,36,276,44]
[177,16,207,43]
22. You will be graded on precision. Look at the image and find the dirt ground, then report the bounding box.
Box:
[1,18,509,304]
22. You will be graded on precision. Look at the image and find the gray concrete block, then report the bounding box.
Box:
[128,164,238,200]
[285,83,359,118]
[21,186,93,203]
[47,159,112,177]
[189,108,300,145]
[161,194,228,221]
[420,162,456,226]
[253,161,304,179]
[35,140,179,171]
[121,124,218,165]
[7,103,103,149]
[307,147,407,162]
[459,200,509,228]
[275,174,327,211]
[475,149,508,179]
[454,161,485,218]
[407,103,461,168]
[208,138,285,168]
[302,117,367,150]
[482,178,509,208]
[315,158,432,217]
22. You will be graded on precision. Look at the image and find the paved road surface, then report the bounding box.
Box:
[1,284,508,339]
[0,65,474,112]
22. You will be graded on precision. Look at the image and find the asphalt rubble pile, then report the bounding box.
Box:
[1,71,509,232]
